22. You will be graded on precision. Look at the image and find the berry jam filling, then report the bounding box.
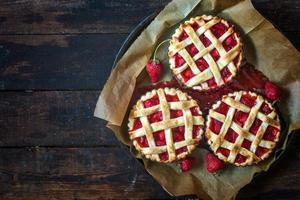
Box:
[143,95,160,108]
[165,94,179,102]
[241,139,252,150]
[260,102,272,115]
[221,67,232,81]
[255,146,269,157]
[240,93,257,107]
[181,68,195,82]
[233,55,240,65]
[199,34,211,47]
[195,58,209,71]
[170,110,183,118]
[209,118,222,134]
[159,151,169,161]
[210,22,228,38]
[192,125,202,138]
[233,110,249,127]
[217,147,230,157]
[207,77,217,87]
[263,126,279,142]
[174,53,185,67]
[191,22,200,31]
[172,126,185,142]
[249,119,262,135]
[235,154,247,164]
[153,130,166,146]
[147,111,163,123]
[186,44,199,57]
[136,136,149,147]
[222,35,237,52]
[215,102,230,115]
[210,48,220,61]
[224,128,238,143]
[132,118,142,131]
[175,146,188,155]
[178,31,189,41]
[190,107,201,116]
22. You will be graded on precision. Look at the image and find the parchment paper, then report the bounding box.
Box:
[94,0,300,199]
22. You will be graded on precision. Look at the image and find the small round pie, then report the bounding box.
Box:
[169,15,243,91]
[205,91,281,166]
[128,88,204,163]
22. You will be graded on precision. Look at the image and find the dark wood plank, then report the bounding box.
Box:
[0,135,299,200]
[0,0,169,34]
[0,147,170,199]
[0,34,127,90]
[0,91,119,147]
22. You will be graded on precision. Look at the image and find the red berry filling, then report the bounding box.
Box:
[179,31,189,41]
[221,67,232,81]
[174,53,185,67]
[159,151,169,161]
[147,111,163,123]
[235,154,247,164]
[175,146,188,155]
[136,136,149,147]
[240,93,257,107]
[224,128,238,143]
[170,110,183,118]
[210,48,220,61]
[190,107,201,116]
[241,139,252,150]
[209,118,222,134]
[195,58,209,71]
[172,126,185,142]
[186,44,199,57]
[143,95,160,108]
[249,119,262,135]
[181,68,195,82]
[263,126,279,142]
[260,102,272,115]
[222,35,237,51]
[215,102,230,115]
[233,110,249,127]
[191,22,200,31]
[217,147,230,157]
[165,94,179,102]
[207,77,217,87]
[192,125,202,138]
[233,55,240,65]
[210,22,228,38]
[132,118,142,131]
[153,130,166,146]
[199,34,211,47]
[255,146,269,157]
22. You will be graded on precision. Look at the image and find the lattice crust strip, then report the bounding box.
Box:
[205,91,281,166]
[128,88,204,162]
[169,15,243,90]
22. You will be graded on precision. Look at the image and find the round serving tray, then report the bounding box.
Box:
[112,12,296,180]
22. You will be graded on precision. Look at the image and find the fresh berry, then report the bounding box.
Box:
[205,152,224,173]
[146,60,162,83]
[264,80,281,101]
[180,156,194,172]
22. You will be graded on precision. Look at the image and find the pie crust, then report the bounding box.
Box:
[128,88,204,162]
[205,91,281,166]
[169,15,243,91]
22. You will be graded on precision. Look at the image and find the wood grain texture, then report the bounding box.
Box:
[0,91,119,147]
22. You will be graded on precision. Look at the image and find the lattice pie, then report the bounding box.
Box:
[128,88,204,162]
[205,91,281,166]
[169,15,243,91]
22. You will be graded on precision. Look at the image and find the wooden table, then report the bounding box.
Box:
[0,0,299,199]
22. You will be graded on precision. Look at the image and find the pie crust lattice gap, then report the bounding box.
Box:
[169,15,243,91]
[205,91,281,166]
[128,88,205,162]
